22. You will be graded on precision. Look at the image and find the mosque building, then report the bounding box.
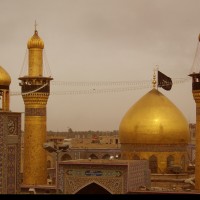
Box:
[1,26,198,193]
[0,66,21,193]
[19,28,195,194]
[51,71,194,194]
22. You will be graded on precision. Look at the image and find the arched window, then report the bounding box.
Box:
[133,154,140,160]
[167,155,174,168]
[61,154,72,161]
[89,154,98,159]
[181,155,185,171]
[149,155,158,173]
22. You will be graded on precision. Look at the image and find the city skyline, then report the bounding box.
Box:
[0,0,199,131]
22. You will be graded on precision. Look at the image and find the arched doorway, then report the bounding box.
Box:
[133,154,140,160]
[167,155,174,169]
[167,155,174,167]
[181,155,185,171]
[61,154,72,161]
[89,154,98,159]
[167,155,175,173]
[149,155,158,173]
[76,183,111,194]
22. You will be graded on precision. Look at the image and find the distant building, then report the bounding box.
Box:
[45,132,121,185]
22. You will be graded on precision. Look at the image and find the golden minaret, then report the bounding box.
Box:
[19,26,53,185]
[189,34,200,190]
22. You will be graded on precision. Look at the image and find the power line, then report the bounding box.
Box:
[10,77,190,96]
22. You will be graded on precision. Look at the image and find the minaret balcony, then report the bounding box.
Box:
[19,76,53,94]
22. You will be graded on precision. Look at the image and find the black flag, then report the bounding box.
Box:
[158,70,173,91]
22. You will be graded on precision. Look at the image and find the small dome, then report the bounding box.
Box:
[119,88,189,144]
[27,30,44,49]
[0,66,11,86]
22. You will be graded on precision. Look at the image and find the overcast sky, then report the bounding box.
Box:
[0,0,199,131]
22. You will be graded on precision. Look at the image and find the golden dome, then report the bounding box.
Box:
[0,66,11,86]
[27,30,44,49]
[119,88,189,144]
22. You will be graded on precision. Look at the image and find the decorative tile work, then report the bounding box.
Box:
[66,176,122,194]
[127,160,150,192]
[25,108,46,116]
[7,117,17,135]
[58,166,65,192]
[0,115,4,193]
[22,93,49,105]
[7,145,16,194]
[121,144,187,152]
[0,113,21,194]
[66,169,122,177]
[14,115,21,193]
[59,162,130,194]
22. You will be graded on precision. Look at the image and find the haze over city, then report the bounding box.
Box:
[0,0,199,131]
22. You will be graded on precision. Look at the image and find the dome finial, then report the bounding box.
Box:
[152,65,159,89]
[34,20,38,34]
[27,21,44,49]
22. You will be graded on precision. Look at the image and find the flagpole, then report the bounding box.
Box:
[155,65,159,90]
